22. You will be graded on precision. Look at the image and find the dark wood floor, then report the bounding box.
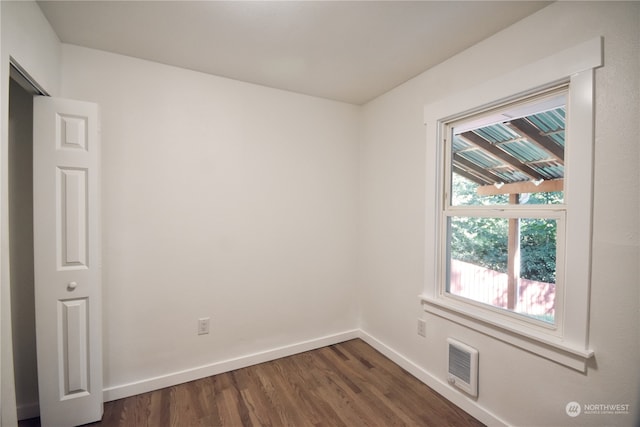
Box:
[20,339,483,427]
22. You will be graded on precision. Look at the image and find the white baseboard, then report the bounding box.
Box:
[103,329,360,402]
[358,330,508,427]
[17,401,39,421]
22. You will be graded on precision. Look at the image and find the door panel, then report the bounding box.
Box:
[33,96,102,426]
[59,298,89,397]
[59,167,88,268]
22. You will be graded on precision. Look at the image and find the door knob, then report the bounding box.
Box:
[67,281,78,291]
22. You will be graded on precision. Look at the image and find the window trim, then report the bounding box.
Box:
[421,37,602,372]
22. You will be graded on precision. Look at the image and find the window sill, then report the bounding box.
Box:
[419,294,594,372]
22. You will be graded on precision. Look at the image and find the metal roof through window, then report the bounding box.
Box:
[452,106,566,190]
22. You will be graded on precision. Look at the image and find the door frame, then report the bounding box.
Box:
[10,59,50,97]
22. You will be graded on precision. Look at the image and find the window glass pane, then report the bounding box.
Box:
[447,216,557,323]
[449,93,566,207]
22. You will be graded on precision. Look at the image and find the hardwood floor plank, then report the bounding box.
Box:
[228,369,267,427]
[344,341,446,425]
[20,339,484,427]
[216,374,246,427]
[320,347,413,426]
[256,361,314,427]
[314,348,398,427]
[203,376,224,426]
[133,393,152,427]
[284,353,349,427]
[267,360,327,426]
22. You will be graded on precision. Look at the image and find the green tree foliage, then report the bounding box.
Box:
[450,174,560,283]
[519,218,557,283]
[450,216,508,273]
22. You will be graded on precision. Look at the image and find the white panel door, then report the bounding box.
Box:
[33,96,102,426]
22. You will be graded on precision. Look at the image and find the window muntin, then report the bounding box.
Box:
[442,89,567,327]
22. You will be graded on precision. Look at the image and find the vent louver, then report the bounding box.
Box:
[447,338,478,397]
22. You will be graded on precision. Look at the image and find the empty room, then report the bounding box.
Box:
[1,1,639,426]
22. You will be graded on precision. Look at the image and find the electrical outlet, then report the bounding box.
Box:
[417,319,426,337]
[198,317,210,335]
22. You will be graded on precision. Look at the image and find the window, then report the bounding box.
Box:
[421,38,602,371]
[444,88,567,326]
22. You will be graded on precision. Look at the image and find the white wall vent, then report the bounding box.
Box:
[447,338,478,397]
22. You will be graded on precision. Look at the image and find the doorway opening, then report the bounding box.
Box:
[9,63,45,421]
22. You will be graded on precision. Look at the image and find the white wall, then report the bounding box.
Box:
[1,1,61,424]
[60,45,360,398]
[359,2,639,426]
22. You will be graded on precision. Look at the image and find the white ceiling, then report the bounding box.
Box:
[38,1,551,105]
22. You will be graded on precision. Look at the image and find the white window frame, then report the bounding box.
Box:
[421,37,602,372]
[442,87,568,332]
